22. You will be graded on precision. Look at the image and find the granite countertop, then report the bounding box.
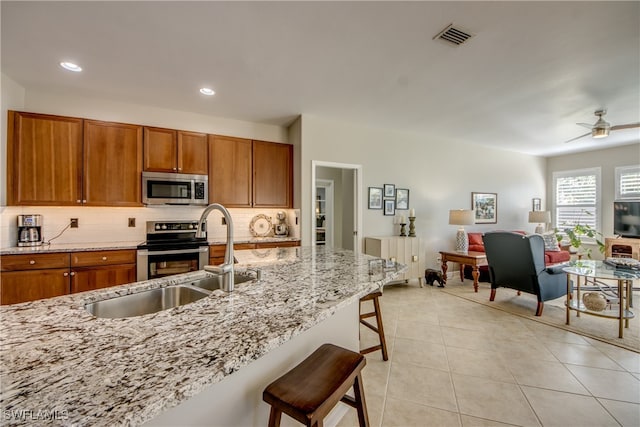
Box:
[0,237,301,255]
[0,247,404,426]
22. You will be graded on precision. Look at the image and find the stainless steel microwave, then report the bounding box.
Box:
[142,172,208,206]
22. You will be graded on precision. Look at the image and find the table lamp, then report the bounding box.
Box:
[528,211,550,234]
[449,209,475,252]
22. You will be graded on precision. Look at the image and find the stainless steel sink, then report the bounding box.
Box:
[86,285,210,318]
[187,273,255,292]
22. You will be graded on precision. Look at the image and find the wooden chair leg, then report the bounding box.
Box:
[535,301,544,316]
[372,296,388,361]
[268,407,281,427]
[490,288,497,301]
[353,373,370,427]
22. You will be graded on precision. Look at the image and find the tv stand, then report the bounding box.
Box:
[605,237,640,260]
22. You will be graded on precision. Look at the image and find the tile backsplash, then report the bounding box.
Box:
[0,206,300,248]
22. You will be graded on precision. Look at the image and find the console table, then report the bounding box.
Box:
[439,250,487,292]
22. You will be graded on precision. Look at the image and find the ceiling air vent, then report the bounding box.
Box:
[433,23,473,46]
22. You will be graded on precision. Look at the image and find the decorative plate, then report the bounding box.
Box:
[249,214,273,237]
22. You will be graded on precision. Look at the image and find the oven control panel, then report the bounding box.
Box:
[146,221,203,234]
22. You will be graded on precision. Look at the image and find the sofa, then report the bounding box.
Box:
[464,231,571,282]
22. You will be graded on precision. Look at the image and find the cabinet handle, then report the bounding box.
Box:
[70,272,76,276]
[178,167,182,171]
[29,260,36,265]
[173,167,177,171]
[63,272,69,277]
[102,256,107,261]
[83,200,87,203]
[77,200,82,203]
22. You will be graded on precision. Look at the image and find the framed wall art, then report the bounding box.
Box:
[384,199,396,216]
[395,188,409,210]
[532,198,541,211]
[471,192,497,224]
[368,187,383,209]
[384,184,395,198]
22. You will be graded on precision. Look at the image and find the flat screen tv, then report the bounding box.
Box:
[614,201,640,238]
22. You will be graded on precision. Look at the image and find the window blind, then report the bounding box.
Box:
[616,165,640,199]
[553,169,600,232]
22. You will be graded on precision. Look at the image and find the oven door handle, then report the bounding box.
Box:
[137,247,209,256]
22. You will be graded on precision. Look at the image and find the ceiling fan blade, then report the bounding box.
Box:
[577,123,594,129]
[610,123,640,131]
[565,132,591,143]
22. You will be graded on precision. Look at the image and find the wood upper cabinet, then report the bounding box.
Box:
[84,120,143,206]
[209,135,253,207]
[144,127,208,174]
[252,140,293,208]
[7,111,83,206]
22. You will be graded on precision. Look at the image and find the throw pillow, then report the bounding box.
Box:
[541,232,560,251]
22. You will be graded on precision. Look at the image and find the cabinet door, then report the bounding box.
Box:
[7,111,83,206]
[144,127,177,172]
[255,241,300,249]
[253,140,293,208]
[209,135,252,207]
[84,120,143,206]
[178,131,208,174]
[71,264,136,293]
[1,269,70,305]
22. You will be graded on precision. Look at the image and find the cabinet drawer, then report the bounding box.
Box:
[71,250,137,267]
[209,243,255,257]
[1,253,70,271]
[255,241,300,249]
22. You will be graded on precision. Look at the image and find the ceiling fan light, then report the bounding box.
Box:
[592,127,609,138]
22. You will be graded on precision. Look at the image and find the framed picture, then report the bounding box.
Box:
[384,184,395,198]
[471,192,497,224]
[384,199,395,216]
[368,187,383,209]
[395,188,409,210]
[532,198,541,211]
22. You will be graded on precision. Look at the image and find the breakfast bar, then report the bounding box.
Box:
[0,247,404,426]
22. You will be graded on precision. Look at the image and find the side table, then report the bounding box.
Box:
[439,250,488,292]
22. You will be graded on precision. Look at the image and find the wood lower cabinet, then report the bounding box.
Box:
[209,241,300,264]
[0,249,137,304]
[1,253,72,305]
[7,111,83,206]
[70,250,137,293]
[209,135,253,207]
[84,120,143,206]
[253,140,293,208]
[144,127,208,174]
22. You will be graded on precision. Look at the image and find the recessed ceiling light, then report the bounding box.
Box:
[60,62,82,72]
[199,88,215,96]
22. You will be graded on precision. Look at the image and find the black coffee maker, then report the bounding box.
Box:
[17,214,43,247]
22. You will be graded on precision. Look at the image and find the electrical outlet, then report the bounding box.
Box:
[128,218,136,227]
[70,218,79,228]
[412,255,418,262]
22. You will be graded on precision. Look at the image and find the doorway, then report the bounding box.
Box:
[311,161,362,252]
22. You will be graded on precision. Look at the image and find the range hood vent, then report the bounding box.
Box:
[433,23,473,46]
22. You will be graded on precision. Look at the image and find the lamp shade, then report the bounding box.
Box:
[449,209,475,226]
[528,211,550,224]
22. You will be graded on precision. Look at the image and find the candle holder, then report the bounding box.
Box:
[408,216,416,237]
[399,223,407,237]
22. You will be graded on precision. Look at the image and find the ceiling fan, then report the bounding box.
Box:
[565,109,640,143]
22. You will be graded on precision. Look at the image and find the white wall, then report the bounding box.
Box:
[546,143,640,258]
[300,115,547,269]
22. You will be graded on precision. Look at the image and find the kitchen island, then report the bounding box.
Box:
[0,247,404,426]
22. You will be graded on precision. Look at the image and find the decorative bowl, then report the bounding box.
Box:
[583,292,607,312]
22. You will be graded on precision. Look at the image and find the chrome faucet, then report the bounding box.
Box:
[196,203,235,292]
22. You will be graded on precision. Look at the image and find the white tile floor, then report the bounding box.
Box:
[338,282,640,427]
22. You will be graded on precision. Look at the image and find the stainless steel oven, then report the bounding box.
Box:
[137,221,209,281]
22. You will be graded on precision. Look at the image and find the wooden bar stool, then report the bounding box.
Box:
[359,291,388,361]
[263,343,369,427]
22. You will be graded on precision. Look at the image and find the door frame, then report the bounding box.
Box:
[311,160,363,253]
[315,179,334,247]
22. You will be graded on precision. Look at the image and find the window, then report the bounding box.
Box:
[553,167,601,233]
[615,165,640,200]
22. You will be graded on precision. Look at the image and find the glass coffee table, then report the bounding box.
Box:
[563,260,638,338]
